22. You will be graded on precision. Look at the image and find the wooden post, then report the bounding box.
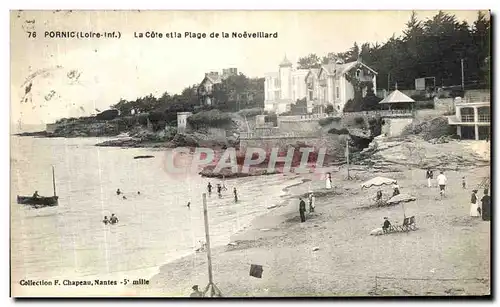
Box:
[52,166,57,197]
[346,138,350,180]
[202,193,214,287]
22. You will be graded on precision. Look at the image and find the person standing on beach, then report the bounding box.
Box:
[426,169,434,188]
[217,184,222,198]
[481,189,490,221]
[470,190,480,217]
[299,198,307,223]
[308,193,315,213]
[233,187,238,203]
[462,177,467,189]
[437,171,447,198]
[325,173,332,189]
[207,182,212,195]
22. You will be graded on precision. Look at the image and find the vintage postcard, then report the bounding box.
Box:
[10,10,491,298]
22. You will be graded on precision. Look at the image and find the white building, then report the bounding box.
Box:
[447,97,491,140]
[264,56,309,114]
[305,60,378,114]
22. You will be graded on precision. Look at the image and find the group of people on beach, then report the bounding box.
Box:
[470,188,490,221]
[425,169,490,220]
[298,193,316,223]
[206,181,238,203]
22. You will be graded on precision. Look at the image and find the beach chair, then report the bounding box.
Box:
[387,217,409,233]
[407,216,417,231]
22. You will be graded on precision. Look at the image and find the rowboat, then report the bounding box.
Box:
[16,196,58,206]
[17,166,59,208]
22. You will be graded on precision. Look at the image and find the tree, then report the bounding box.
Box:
[297,54,322,69]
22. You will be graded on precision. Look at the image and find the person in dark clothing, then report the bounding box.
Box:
[116,189,121,195]
[376,190,383,201]
[426,169,434,188]
[207,182,212,195]
[187,202,191,208]
[103,216,109,225]
[32,191,40,198]
[109,214,119,224]
[299,198,306,223]
[392,183,400,197]
[481,189,491,221]
[217,184,222,198]
[233,188,238,203]
[382,217,391,233]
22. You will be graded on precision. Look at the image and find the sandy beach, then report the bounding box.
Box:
[128,139,490,297]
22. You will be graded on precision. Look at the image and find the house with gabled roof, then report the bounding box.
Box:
[305,59,378,114]
[197,68,238,106]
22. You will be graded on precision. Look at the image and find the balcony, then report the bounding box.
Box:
[461,115,474,122]
[479,114,490,122]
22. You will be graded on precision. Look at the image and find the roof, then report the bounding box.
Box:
[320,60,378,77]
[279,56,293,67]
[305,68,320,79]
[205,72,222,84]
[379,90,415,104]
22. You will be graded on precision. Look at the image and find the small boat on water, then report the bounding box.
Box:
[17,196,58,206]
[134,155,154,159]
[17,166,59,208]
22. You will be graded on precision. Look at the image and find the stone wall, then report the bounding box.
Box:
[277,114,342,135]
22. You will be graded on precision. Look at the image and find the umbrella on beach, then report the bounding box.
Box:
[387,193,416,216]
[361,177,397,189]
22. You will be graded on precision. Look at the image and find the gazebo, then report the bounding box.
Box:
[379,87,415,111]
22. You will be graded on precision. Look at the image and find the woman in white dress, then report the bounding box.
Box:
[470,189,480,217]
[325,173,332,189]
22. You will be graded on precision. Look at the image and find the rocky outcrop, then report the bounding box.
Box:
[52,121,121,137]
[355,135,490,171]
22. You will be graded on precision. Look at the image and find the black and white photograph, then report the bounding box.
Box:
[9,9,491,297]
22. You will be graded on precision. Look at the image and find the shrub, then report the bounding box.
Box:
[325,104,334,114]
[319,117,335,126]
[264,113,278,126]
[238,108,266,118]
[96,109,119,121]
[354,116,365,125]
[187,109,233,129]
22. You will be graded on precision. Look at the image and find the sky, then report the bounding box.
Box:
[10,10,486,125]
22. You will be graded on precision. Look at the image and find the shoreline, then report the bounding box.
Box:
[123,173,306,295]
